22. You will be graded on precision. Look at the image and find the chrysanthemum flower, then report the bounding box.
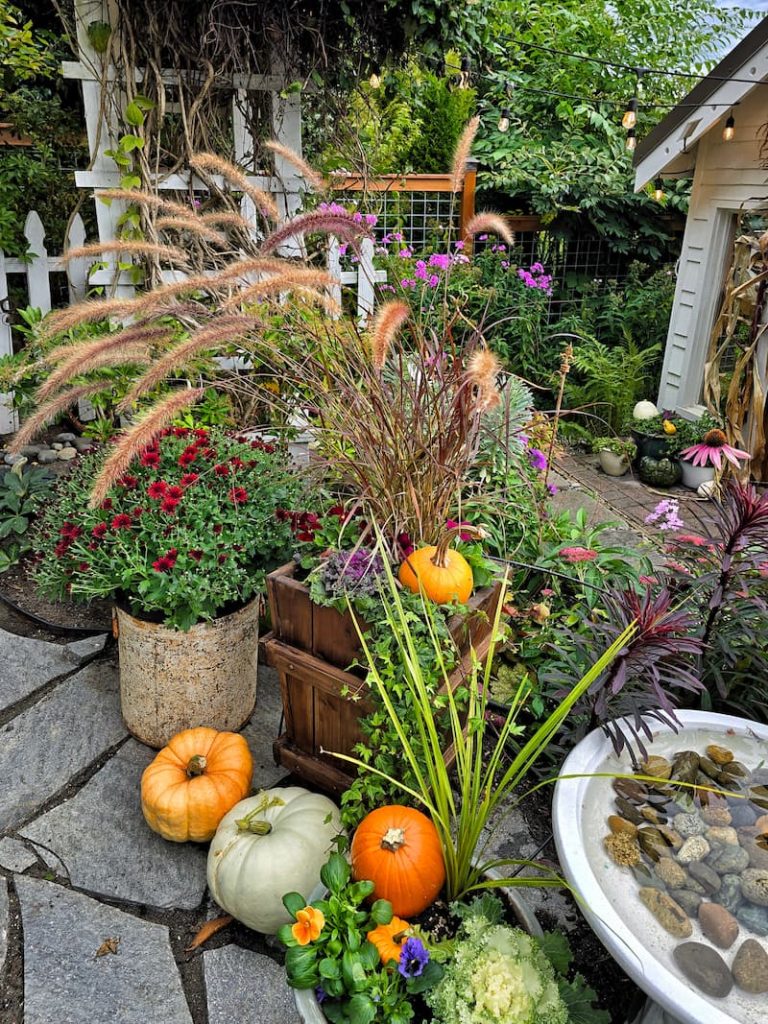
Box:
[111,514,133,530]
[681,429,750,470]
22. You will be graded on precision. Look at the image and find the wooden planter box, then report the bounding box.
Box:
[264,564,502,793]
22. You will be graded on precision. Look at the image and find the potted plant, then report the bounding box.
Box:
[678,424,750,490]
[273,555,623,1022]
[591,436,637,477]
[629,407,678,463]
[32,425,301,747]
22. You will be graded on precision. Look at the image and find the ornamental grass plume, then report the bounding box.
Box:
[450,115,480,193]
[264,140,326,192]
[464,212,515,247]
[370,300,410,369]
[680,428,750,469]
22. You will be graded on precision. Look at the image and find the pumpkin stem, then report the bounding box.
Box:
[234,791,285,835]
[430,525,485,569]
[380,827,407,852]
[186,754,207,777]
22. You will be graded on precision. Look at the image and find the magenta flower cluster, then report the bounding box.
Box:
[517,262,553,295]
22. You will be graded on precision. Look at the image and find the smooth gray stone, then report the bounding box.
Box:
[0,836,38,873]
[65,634,108,663]
[51,443,63,451]
[22,740,207,910]
[0,877,8,973]
[57,447,77,461]
[240,665,288,790]
[0,661,127,830]
[3,453,24,465]
[36,449,58,464]
[53,433,76,443]
[19,445,42,457]
[71,438,94,452]
[204,945,301,1024]
[0,627,79,710]
[16,876,192,1024]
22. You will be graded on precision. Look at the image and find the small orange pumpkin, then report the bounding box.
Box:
[367,916,412,965]
[141,727,252,842]
[399,525,483,605]
[351,806,445,917]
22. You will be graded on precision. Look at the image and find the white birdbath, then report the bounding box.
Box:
[553,710,768,1024]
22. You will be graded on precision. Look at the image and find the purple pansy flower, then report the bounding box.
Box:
[398,937,430,979]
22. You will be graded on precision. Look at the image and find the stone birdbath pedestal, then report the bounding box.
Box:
[553,711,768,1024]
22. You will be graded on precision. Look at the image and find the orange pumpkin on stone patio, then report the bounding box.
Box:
[351,805,445,918]
[141,727,252,842]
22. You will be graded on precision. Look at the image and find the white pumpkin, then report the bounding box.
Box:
[633,400,659,420]
[207,786,342,933]
[698,479,717,499]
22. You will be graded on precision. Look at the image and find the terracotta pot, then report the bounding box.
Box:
[598,449,630,477]
[116,598,259,748]
[678,458,715,491]
[292,868,542,1022]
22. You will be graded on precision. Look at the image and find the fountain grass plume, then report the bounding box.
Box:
[464,212,515,247]
[450,116,479,194]
[370,300,410,369]
[10,383,109,451]
[189,152,279,221]
[155,215,229,247]
[265,140,326,192]
[89,388,204,506]
[60,240,189,267]
[260,209,370,256]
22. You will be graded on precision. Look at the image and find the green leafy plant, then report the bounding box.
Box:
[0,462,55,573]
[33,427,301,629]
[590,436,636,458]
[566,335,661,435]
[279,848,444,1024]
[332,546,631,903]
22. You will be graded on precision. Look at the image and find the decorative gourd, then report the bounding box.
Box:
[350,805,445,918]
[367,916,412,964]
[141,727,252,843]
[638,456,682,488]
[633,400,659,420]
[398,525,483,605]
[207,787,342,933]
[662,419,677,435]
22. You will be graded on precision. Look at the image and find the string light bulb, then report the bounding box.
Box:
[622,97,637,130]
[625,128,637,152]
[653,177,664,201]
[723,112,735,142]
[498,108,511,133]
[369,67,382,89]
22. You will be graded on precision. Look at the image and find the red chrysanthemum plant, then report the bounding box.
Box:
[10,148,371,501]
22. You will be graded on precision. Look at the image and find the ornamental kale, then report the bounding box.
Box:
[320,547,386,600]
[33,427,302,630]
[427,910,568,1024]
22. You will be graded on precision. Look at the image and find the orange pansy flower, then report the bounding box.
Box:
[291,905,325,946]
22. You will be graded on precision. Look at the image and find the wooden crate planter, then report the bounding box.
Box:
[264,565,502,793]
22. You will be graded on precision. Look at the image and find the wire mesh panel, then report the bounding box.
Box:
[333,187,462,250]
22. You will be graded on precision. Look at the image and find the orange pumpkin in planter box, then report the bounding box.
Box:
[398,525,484,605]
[141,727,252,842]
[350,805,445,917]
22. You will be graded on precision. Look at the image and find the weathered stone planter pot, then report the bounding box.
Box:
[116,598,259,748]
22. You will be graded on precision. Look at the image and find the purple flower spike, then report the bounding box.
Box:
[398,937,429,978]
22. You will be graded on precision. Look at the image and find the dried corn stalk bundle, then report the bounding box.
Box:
[703,219,768,481]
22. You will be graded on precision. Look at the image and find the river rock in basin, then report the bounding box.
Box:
[701,803,733,827]
[729,801,758,828]
[655,858,687,889]
[712,874,743,914]
[638,888,692,938]
[673,813,706,838]
[673,942,733,998]
[731,938,768,994]
[739,829,768,871]
[736,904,768,937]
[669,889,702,917]
[708,843,750,875]
[705,826,739,847]
[688,861,722,895]
[698,902,740,949]
[740,869,768,906]
[706,745,734,766]
[677,836,710,864]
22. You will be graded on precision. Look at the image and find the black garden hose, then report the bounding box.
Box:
[0,586,110,637]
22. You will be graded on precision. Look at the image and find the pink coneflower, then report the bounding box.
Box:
[560,546,598,563]
[680,429,750,470]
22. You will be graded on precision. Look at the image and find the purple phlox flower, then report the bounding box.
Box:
[400,277,416,289]
[645,498,683,532]
[375,246,389,255]
[478,233,488,241]
[446,518,474,542]
[530,262,544,273]
[398,248,413,258]
[398,937,430,979]
[393,231,404,242]
[454,239,465,250]
[428,274,440,287]
[414,260,428,280]
[428,253,451,271]
[379,283,396,293]
[191,198,201,209]
[501,260,510,269]
[364,213,378,227]
[319,201,348,217]
[453,253,470,264]
[337,243,348,256]
[528,447,548,472]
[352,210,364,224]
[547,483,558,495]
[381,233,392,244]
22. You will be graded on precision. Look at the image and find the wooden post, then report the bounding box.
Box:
[460,159,477,252]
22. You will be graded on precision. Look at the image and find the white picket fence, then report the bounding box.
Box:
[0,209,385,435]
[0,211,90,433]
